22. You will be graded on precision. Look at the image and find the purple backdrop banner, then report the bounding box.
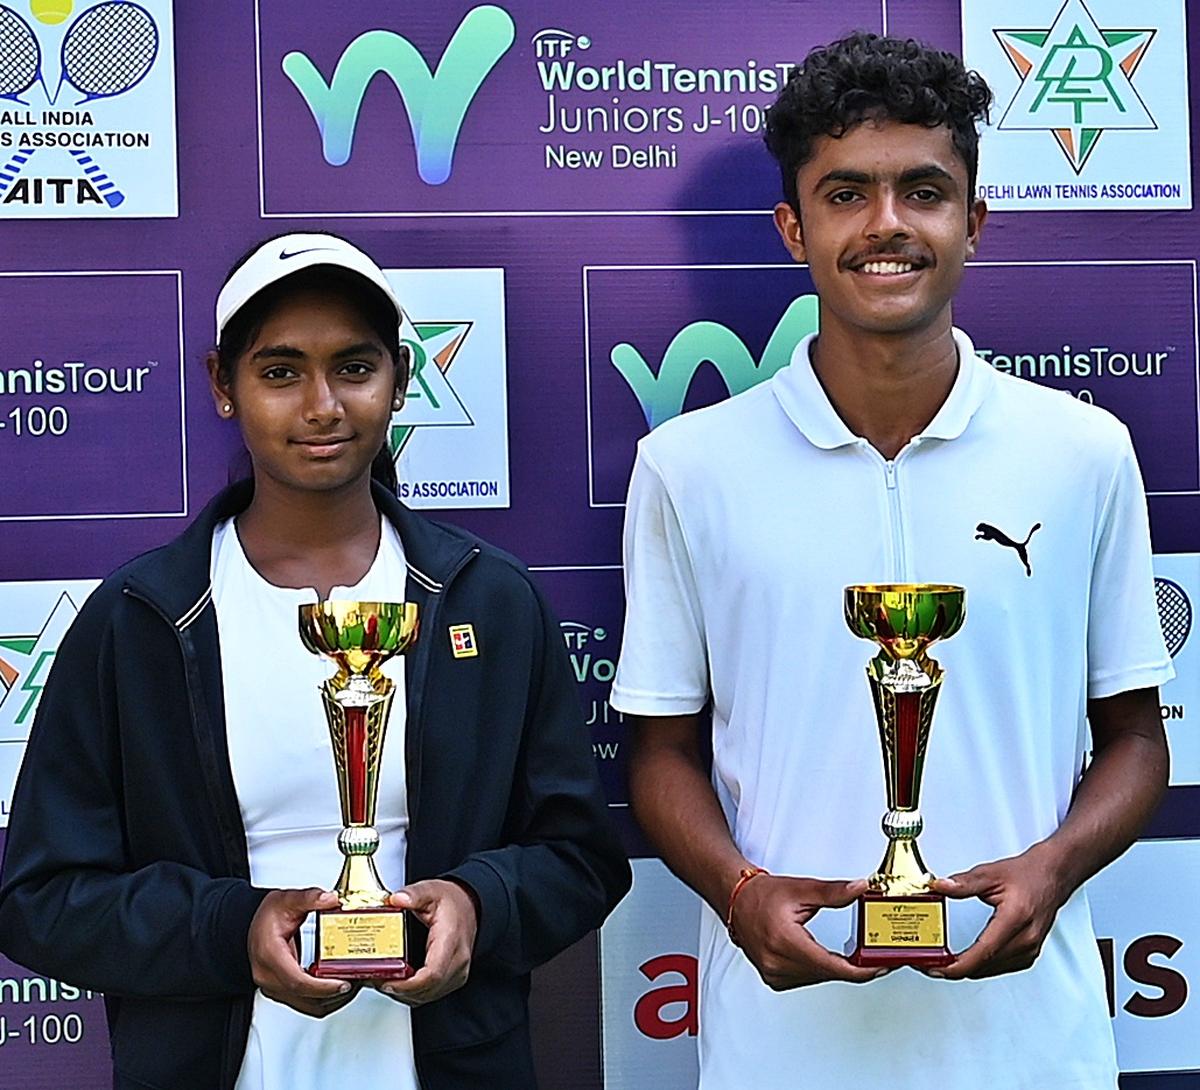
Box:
[0,0,1197,1087]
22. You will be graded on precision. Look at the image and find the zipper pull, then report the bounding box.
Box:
[884,461,897,489]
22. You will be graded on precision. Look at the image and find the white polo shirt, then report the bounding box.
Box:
[611,329,1173,1090]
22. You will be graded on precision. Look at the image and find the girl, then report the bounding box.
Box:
[0,233,630,1090]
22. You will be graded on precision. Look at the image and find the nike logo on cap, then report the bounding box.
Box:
[279,246,338,260]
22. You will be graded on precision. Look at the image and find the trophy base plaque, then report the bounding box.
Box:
[309,906,413,981]
[848,891,952,969]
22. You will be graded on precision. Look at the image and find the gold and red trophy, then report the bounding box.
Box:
[298,600,420,980]
[843,584,965,969]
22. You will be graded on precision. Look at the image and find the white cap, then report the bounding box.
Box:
[215,233,403,342]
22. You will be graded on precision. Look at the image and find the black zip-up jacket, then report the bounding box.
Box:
[0,481,631,1090]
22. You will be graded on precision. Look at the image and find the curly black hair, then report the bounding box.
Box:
[764,32,993,213]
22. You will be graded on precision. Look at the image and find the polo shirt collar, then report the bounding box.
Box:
[771,327,995,450]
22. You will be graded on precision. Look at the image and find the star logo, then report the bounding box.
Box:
[389,313,474,462]
[994,0,1156,174]
[0,590,85,742]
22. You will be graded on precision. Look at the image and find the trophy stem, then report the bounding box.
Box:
[893,691,920,809]
[321,677,398,909]
[335,843,391,910]
[344,705,370,825]
[871,837,933,897]
[322,680,394,831]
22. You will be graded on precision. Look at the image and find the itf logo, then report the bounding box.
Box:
[534,569,627,801]
[994,0,1155,174]
[279,5,514,186]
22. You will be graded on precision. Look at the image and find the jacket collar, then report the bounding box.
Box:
[770,328,995,450]
[122,479,477,625]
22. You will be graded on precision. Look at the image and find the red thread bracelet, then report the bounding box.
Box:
[725,866,768,945]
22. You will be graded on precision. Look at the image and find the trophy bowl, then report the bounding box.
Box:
[299,601,420,682]
[844,583,965,661]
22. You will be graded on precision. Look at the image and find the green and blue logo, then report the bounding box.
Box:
[282,5,515,185]
[611,294,819,430]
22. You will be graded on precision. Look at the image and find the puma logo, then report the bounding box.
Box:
[976,522,1041,577]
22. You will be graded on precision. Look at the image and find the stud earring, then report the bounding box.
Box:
[392,396,403,411]
[222,402,233,415]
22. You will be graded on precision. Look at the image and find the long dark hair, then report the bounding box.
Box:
[215,239,406,493]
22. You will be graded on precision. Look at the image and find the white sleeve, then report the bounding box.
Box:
[1087,430,1175,698]
[610,445,710,715]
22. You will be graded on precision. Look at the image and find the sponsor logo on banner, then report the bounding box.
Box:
[385,268,508,509]
[281,5,515,187]
[604,851,1200,1083]
[1156,576,1192,657]
[257,0,884,215]
[612,294,819,432]
[0,580,99,825]
[533,568,628,802]
[0,270,186,521]
[955,261,1200,497]
[530,20,792,183]
[600,858,700,1089]
[0,939,108,1084]
[560,618,623,781]
[1153,555,1200,786]
[1090,839,1200,1071]
[962,0,1191,210]
[0,0,177,218]
[585,264,820,506]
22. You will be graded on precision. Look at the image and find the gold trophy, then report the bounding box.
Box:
[843,584,965,968]
[298,600,420,979]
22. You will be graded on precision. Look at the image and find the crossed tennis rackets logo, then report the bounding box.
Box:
[0,1,159,208]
